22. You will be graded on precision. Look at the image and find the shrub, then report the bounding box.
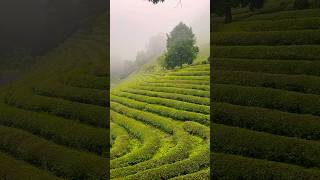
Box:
[0,125,107,179]
[212,153,320,179]
[212,124,320,168]
[213,102,320,140]
[110,122,130,159]
[213,70,320,95]
[213,84,320,115]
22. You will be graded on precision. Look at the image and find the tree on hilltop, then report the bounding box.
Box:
[164,22,198,69]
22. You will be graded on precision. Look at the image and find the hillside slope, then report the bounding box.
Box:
[212,5,320,179]
[110,63,210,179]
[0,15,108,179]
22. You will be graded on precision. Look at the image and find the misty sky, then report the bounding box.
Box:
[111,0,210,61]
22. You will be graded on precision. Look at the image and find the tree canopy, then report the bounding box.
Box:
[164,22,198,69]
[212,0,264,23]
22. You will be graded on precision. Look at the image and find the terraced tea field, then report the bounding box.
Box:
[0,15,109,179]
[110,63,210,179]
[212,6,320,179]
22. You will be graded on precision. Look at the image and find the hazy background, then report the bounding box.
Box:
[111,0,210,61]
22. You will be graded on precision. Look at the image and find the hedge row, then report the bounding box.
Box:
[217,17,320,32]
[112,91,210,114]
[140,82,210,91]
[213,58,320,76]
[0,103,108,155]
[123,88,210,106]
[183,121,210,141]
[123,145,209,180]
[213,102,320,141]
[60,73,108,90]
[212,45,320,60]
[0,125,107,179]
[171,168,209,180]
[246,8,320,21]
[111,129,194,178]
[4,93,108,128]
[167,71,210,76]
[212,124,320,168]
[133,85,210,98]
[213,70,320,95]
[0,152,61,180]
[111,95,210,125]
[110,122,130,160]
[110,111,160,169]
[145,79,210,85]
[212,153,320,179]
[212,30,320,46]
[33,82,108,106]
[213,84,320,116]
[110,102,176,134]
[161,75,210,81]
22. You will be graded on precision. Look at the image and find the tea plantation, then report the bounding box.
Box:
[110,62,210,179]
[212,1,320,179]
[0,15,109,179]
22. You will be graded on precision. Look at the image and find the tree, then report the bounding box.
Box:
[148,0,165,4]
[164,22,199,69]
[212,0,266,23]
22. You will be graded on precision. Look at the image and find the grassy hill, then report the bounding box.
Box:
[212,1,320,179]
[110,58,210,178]
[0,14,108,179]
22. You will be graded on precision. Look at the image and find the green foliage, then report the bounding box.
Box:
[212,45,320,60]
[212,124,320,168]
[213,102,320,140]
[0,125,108,179]
[294,0,310,9]
[212,30,320,45]
[164,22,199,69]
[212,153,320,179]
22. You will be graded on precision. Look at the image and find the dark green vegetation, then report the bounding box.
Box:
[212,1,320,179]
[0,15,108,179]
[164,22,199,69]
[110,61,210,178]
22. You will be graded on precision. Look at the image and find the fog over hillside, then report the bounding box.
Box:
[111,0,210,62]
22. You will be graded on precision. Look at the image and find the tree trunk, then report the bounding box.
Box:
[225,6,232,23]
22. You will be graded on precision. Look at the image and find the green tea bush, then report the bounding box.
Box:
[246,8,320,21]
[61,74,108,90]
[213,58,320,76]
[217,17,320,32]
[212,45,320,60]
[183,121,210,140]
[134,86,210,98]
[111,95,210,125]
[111,130,193,178]
[161,75,210,81]
[123,145,209,180]
[212,124,320,167]
[214,70,320,94]
[112,91,210,114]
[0,103,108,154]
[123,88,210,105]
[111,102,175,134]
[0,152,61,180]
[33,82,108,106]
[171,168,209,180]
[212,30,320,45]
[213,102,320,140]
[110,111,160,169]
[4,93,108,128]
[110,122,130,159]
[140,82,210,91]
[0,125,107,179]
[212,153,320,179]
[213,84,320,115]
[167,71,210,76]
[146,79,210,85]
